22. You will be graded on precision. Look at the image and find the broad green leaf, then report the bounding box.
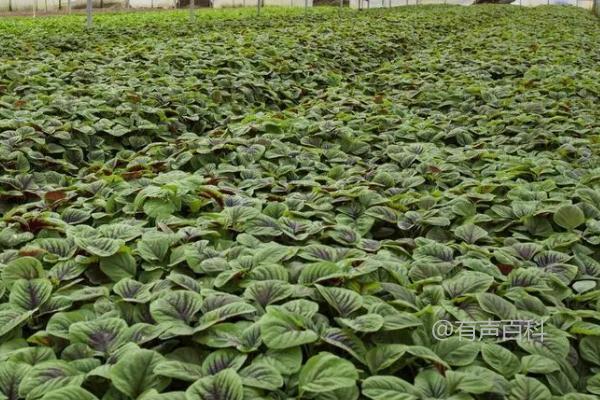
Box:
[48,260,86,282]
[1,257,46,288]
[517,329,569,361]
[150,291,202,325]
[40,387,99,400]
[113,278,152,303]
[69,318,128,353]
[75,237,123,257]
[195,302,256,332]
[481,343,520,377]
[579,336,600,366]
[454,224,488,244]
[8,346,55,365]
[139,391,186,400]
[0,362,30,400]
[239,361,284,390]
[97,224,143,241]
[298,262,345,285]
[445,370,496,395]
[508,375,551,400]
[18,361,84,400]
[405,346,449,369]
[153,361,204,382]
[321,328,367,363]
[194,322,248,349]
[520,355,560,374]
[259,307,318,349]
[477,292,517,320]
[185,369,243,400]
[110,349,169,398]
[433,338,480,367]
[137,232,174,262]
[243,280,293,308]
[366,345,407,373]
[315,285,363,317]
[201,349,247,375]
[299,352,359,394]
[337,314,384,332]
[9,279,53,311]
[256,347,303,375]
[442,271,494,297]
[362,375,419,400]
[414,369,448,398]
[587,373,600,395]
[28,238,76,261]
[0,309,34,337]
[553,205,585,230]
[47,310,95,340]
[99,252,137,282]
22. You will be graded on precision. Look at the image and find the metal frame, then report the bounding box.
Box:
[8,0,598,26]
[87,0,93,28]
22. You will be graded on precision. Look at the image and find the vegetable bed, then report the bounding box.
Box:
[0,4,600,400]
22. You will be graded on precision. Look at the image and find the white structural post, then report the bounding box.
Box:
[189,0,194,21]
[339,0,342,9]
[257,0,261,16]
[67,0,71,13]
[86,0,93,28]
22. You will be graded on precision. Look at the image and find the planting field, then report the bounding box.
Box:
[1,4,600,400]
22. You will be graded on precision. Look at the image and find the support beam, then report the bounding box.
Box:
[87,0,93,28]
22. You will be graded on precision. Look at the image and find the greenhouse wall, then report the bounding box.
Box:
[263,0,313,6]
[0,0,177,11]
[349,0,471,8]
[212,0,255,8]
[128,0,176,7]
[212,0,257,7]
[0,0,65,11]
[212,0,312,7]
[348,0,592,7]
[349,0,414,9]
[512,0,592,8]
[0,0,593,11]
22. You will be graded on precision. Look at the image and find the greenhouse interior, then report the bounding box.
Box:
[0,0,599,400]
[0,0,596,10]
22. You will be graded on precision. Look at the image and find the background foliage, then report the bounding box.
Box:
[0,5,600,400]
